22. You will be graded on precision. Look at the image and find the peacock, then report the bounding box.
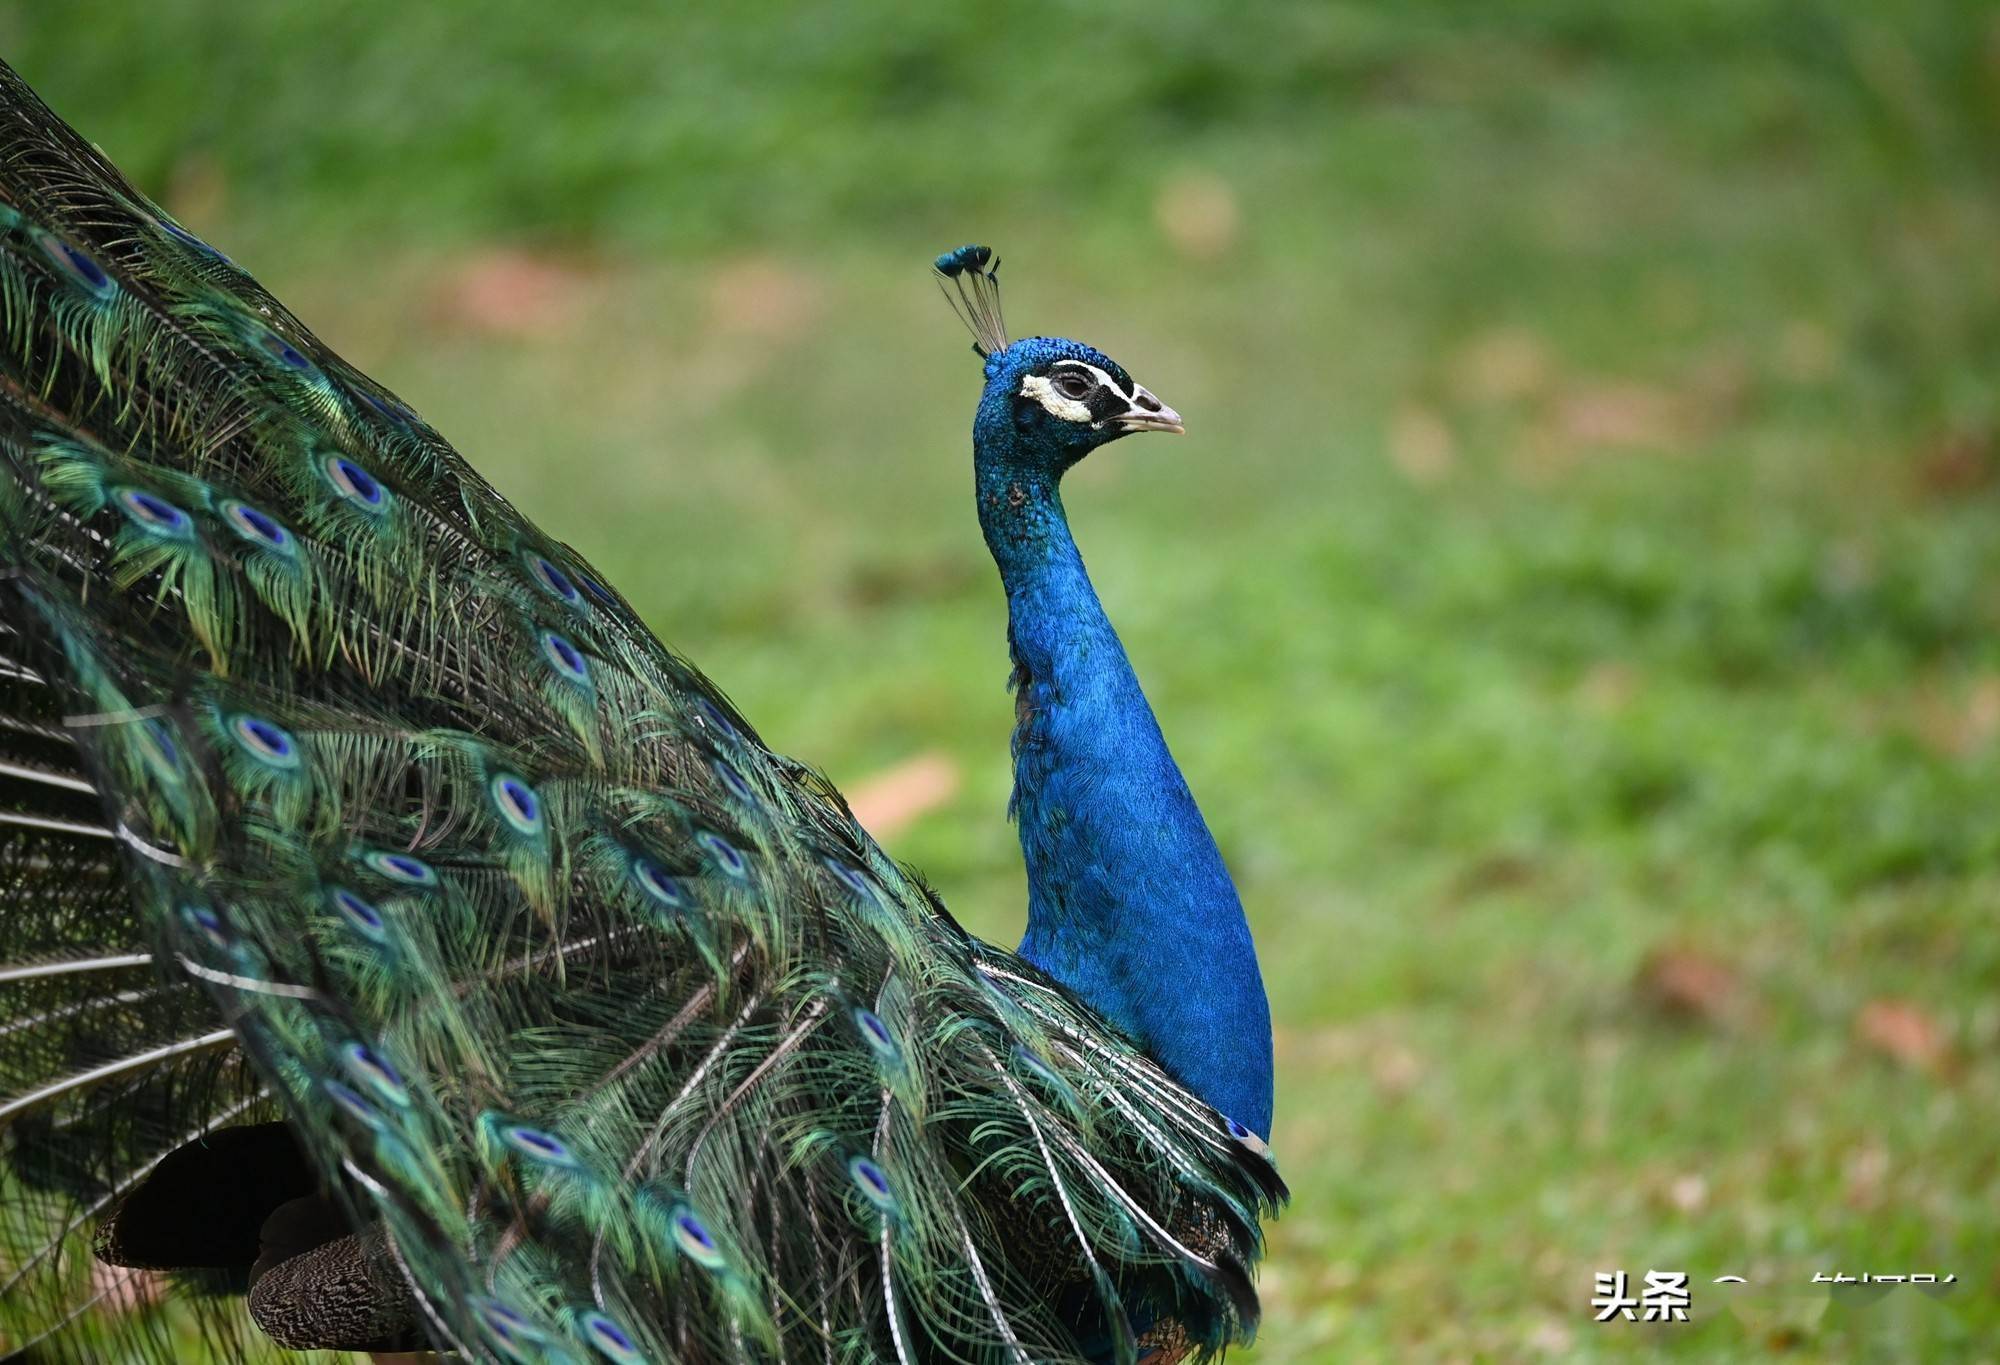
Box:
[0,58,1280,1365]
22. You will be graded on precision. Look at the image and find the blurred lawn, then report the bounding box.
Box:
[7,2,2000,1360]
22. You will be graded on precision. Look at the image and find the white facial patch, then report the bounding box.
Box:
[1019,373,1094,424]
[1019,361,1130,426]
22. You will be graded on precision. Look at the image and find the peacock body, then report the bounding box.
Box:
[0,62,1280,1365]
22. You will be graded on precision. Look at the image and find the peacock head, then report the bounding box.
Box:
[936,245,1182,476]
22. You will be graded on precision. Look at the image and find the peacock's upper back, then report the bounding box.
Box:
[0,59,1281,1364]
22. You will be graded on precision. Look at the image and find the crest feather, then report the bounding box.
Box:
[933,245,1008,359]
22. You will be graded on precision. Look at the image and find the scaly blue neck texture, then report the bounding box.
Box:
[974,400,1274,1137]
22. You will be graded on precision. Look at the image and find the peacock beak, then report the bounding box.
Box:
[1112,385,1185,436]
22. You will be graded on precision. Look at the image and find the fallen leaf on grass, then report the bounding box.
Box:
[1855,998,1948,1073]
[1450,849,1538,901]
[1635,946,1741,1025]
[1908,674,2000,758]
[845,751,960,841]
[431,248,593,338]
[1915,427,1996,499]
[1556,380,1686,449]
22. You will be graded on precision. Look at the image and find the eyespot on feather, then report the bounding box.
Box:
[669,1206,726,1270]
[322,453,388,509]
[694,697,741,743]
[230,714,301,769]
[362,849,438,886]
[471,1297,543,1361]
[580,1311,648,1365]
[154,214,226,259]
[340,1041,411,1108]
[713,758,753,803]
[323,1078,387,1131]
[33,230,115,298]
[826,860,875,902]
[540,630,590,684]
[1225,1115,1275,1160]
[114,488,193,538]
[180,903,229,950]
[847,1155,897,1216]
[500,1122,578,1167]
[247,323,316,374]
[631,857,684,909]
[696,830,747,878]
[526,553,583,606]
[490,773,543,834]
[355,386,417,426]
[223,499,295,554]
[852,1007,899,1063]
[329,887,387,941]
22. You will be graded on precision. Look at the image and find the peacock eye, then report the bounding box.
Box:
[1053,371,1094,400]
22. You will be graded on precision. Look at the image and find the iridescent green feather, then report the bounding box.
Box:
[0,58,1281,1365]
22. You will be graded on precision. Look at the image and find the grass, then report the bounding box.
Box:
[5,1,1999,1359]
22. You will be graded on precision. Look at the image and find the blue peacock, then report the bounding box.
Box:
[0,60,1279,1364]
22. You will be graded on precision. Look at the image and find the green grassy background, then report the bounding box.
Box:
[6,2,1998,1359]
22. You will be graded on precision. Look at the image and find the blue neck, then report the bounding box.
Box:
[975,408,1274,1137]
